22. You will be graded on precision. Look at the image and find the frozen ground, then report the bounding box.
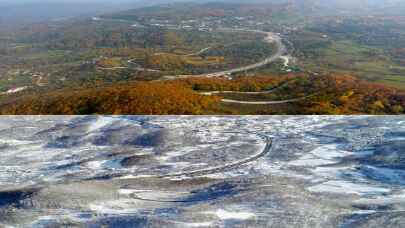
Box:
[0,116,405,227]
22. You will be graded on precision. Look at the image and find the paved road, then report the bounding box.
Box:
[127,59,161,72]
[198,80,316,105]
[98,28,287,79]
[221,95,312,105]
[184,46,212,57]
[200,29,286,78]
[163,29,287,80]
[129,133,273,202]
[97,66,128,70]
[115,131,273,203]
[199,80,291,96]
[159,133,272,178]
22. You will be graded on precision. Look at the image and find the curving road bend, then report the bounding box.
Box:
[127,58,161,72]
[200,30,286,78]
[97,27,288,80]
[163,29,287,79]
[198,80,316,105]
[220,94,315,105]
[199,80,291,96]
[159,133,272,178]
[184,46,213,57]
[128,133,272,203]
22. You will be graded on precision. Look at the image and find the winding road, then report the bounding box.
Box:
[176,29,313,105]
[127,59,161,72]
[184,46,213,57]
[92,16,288,78]
[200,29,287,78]
[127,133,272,203]
[163,29,287,79]
[120,132,272,180]
[98,28,287,79]
[220,94,316,105]
[95,25,312,105]
[159,133,272,178]
[198,79,316,105]
[199,80,291,96]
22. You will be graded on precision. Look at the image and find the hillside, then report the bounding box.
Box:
[1,74,405,115]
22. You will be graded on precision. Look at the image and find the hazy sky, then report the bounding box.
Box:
[0,0,144,25]
[0,0,403,25]
[0,0,205,26]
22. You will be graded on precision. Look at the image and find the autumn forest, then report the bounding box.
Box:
[1,1,405,114]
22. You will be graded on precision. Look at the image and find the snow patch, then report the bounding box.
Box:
[205,209,255,220]
[289,144,352,167]
[308,181,391,196]
[176,221,213,227]
[86,158,123,170]
[118,189,153,195]
[87,117,114,133]
[89,200,139,214]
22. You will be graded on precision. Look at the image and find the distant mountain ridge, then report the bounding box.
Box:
[1,0,404,26]
[0,0,202,26]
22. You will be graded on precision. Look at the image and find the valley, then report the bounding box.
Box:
[0,1,405,114]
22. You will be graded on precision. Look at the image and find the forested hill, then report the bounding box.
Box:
[1,74,405,115]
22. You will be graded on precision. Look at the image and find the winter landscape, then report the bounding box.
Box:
[0,116,405,227]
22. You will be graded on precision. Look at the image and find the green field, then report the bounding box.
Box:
[295,36,405,89]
